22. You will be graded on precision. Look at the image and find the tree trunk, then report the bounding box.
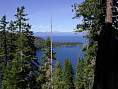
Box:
[106,0,113,23]
[92,0,118,89]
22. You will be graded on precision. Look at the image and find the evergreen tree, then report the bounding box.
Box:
[73,0,118,88]
[0,15,9,89]
[1,20,18,89]
[63,59,74,89]
[1,6,39,89]
[0,15,9,63]
[75,58,85,89]
[0,19,19,89]
[72,0,102,88]
[7,20,17,61]
[52,61,64,89]
[75,58,94,89]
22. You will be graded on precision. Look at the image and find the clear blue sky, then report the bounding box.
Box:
[0,0,83,32]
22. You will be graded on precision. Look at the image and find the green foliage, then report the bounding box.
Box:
[0,15,9,89]
[73,1,118,89]
[75,58,85,89]
[73,0,103,89]
[0,6,40,89]
[75,28,83,32]
[75,57,94,89]
[63,59,74,89]
[53,60,75,89]
[73,0,104,39]
[34,37,45,48]
[52,61,64,89]
[0,15,9,63]
[7,6,34,89]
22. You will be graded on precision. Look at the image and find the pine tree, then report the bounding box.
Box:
[0,15,9,63]
[0,15,9,89]
[73,0,118,89]
[14,6,38,89]
[75,58,94,89]
[73,0,102,88]
[52,61,64,89]
[75,58,85,89]
[63,59,74,89]
[1,6,39,89]
[7,21,17,61]
[0,17,18,89]
[2,20,18,89]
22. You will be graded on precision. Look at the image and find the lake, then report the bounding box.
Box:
[35,32,86,67]
[53,45,84,66]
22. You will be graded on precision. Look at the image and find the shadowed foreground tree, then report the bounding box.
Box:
[93,0,118,89]
[73,0,118,89]
[73,0,102,88]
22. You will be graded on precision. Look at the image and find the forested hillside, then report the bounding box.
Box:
[0,0,118,89]
[0,6,54,89]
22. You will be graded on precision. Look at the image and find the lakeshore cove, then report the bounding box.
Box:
[34,32,87,66]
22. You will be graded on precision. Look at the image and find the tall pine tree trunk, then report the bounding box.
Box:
[92,0,118,89]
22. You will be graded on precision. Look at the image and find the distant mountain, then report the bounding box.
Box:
[33,32,87,37]
[33,32,87,44]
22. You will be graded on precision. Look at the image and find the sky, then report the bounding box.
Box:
[0,0,83,32]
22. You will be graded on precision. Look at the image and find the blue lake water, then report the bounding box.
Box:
[35,32,86,67]
[53,45,84,66]
[36,45,84,66]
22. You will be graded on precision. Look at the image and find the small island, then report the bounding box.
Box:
[53,42,83,47]
[34,37,83,48]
